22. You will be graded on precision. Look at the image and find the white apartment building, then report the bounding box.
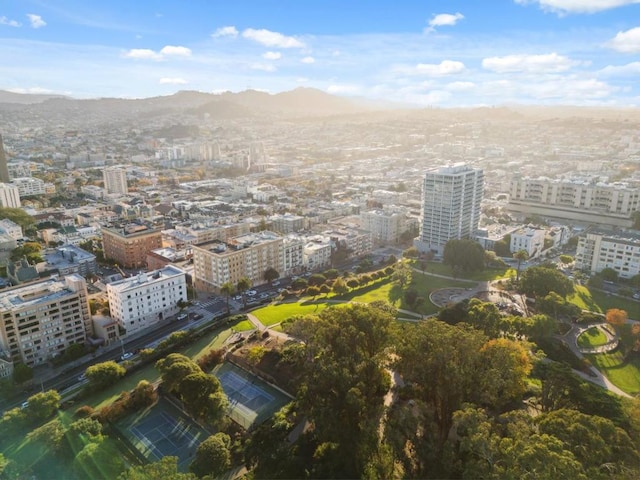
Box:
[575,230,640,280]
[0,275,92,367]
[12,177,48,197]
[107,265,187,336]
[360,209,407,245]
[103,166,128,195]
[270,214,306,234]
[282,236,305,275]
[304,237,332,271]
[81,184,105,200]
[415,164,484,256]
[192,231,283,292]
[0,218,23,240]
[510,227,546,258]
[0,183,21,208]
[508,176,640,227]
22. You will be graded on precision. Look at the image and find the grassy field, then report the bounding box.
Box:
[412,261,515,282]
[586,351,640,395]
[251,301,331,326]
[577,327,609,348]
[567,285,640,316]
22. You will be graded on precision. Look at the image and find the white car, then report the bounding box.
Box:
[120,352,133,361]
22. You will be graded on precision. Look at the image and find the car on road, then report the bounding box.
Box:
[120,352,133,361]
[177,313,188,321]
[247,290,258,296]
[272,280,280,286]
[78,373,87,382]
[259,293,269,299]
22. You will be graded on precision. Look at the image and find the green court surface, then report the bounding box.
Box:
[213,362,291,429]
[115,396,210,470]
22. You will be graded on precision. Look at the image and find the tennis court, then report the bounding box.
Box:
[120,397,209,470]
[215,362,291,429]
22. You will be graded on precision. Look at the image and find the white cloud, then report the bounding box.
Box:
[250,63,277,72]
[159,77,188,85]
[445,81,476,91]
[123,45,191,60]
[262,51,281,60]
[514,0,640,14]
[607,27,640,53]
[8,86,56,94]
[301,56,315,64]
[598,61,640,76]
[212,25,238,38]
[26,14,46,29]
[415,60,465,75]
[425,12,464,32]
[123,48,163,60]
[482,53,582,73]
[0,16,21,27]
[160,45,191,57]
[327,84,360,94]
[242,28,305,48]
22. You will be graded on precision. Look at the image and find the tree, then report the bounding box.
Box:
[236,277,251,308]
[403,246,419,259]
[0,207,35,233]
[443,239,485,272]
[324,268,340,280]
[306,285,321,299]
[12,362,33,384]
[476,338,532,410]
[559,254,574,265]
[10,241,43,263]
[606,308,627,328]
[513,249,529,282]
[308,273,327,287]
[467,299,502,338]
[332,277,348,297]
[346,278,360,290]
[220,282,234,314]
[156,353,201,394]
[519,265,574,298]
[190,433,231,478]
[178,372,228,424]
[392,261,411,287]
[263,267,279,285]
[291,277,308,291]
[118,456,196,480]
[85,361,126,389]
[24,389,61,423]
[319,284,331,297]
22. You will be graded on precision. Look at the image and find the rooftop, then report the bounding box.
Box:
[0,274,84,310]
[107,265,185,292]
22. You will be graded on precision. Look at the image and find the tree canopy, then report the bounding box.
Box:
[519,265,574,298]
[443,239,485,272]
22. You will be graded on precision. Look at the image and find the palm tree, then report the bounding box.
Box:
[513,249,529,282]
[220,282,234,314]
[237,277,252,309]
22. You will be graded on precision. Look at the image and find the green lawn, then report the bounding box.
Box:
[586,351,640,395]
[251,301,331,326]
[412,261,515,282]
[567,285,640,316]
[577,327,609,348]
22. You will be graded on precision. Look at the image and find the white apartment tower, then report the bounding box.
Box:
[575,230,640,279]
[103,166,128,195]
[0,183,21,208]
[107,265,187,336]
[0,275,92,367]
[415,164,484,256]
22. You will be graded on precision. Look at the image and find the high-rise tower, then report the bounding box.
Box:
[103,166,128,195]
[415,164,484,256]
[0,134,10,183]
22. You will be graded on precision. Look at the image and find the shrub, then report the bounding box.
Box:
[197,349,225,372]
[75,405,95,418]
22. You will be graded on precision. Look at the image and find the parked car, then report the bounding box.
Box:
[120,352,133,361]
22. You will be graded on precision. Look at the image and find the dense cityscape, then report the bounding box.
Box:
[1,1,640,479]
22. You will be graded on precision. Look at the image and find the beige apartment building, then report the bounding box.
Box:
[0,275,92,367]
[192,231,284,292]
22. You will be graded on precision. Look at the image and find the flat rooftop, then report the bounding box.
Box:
[107,265,185,292]
[0,275,84,310]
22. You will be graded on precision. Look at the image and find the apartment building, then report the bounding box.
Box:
[415,164,484,256]
[575,230,640,279]
[102,223,162,268]
[0,183,21,208]
[103,166,128,195]
[270,214,306,234]
[510,227,546,257]
[0,218,23,240]
[360,209,407,245]
[508,176,640,227]
[0,275,92,367]
[107,265,187,336]
[303,237,332,271]
[192,231,283,292]
[12,177,48,197]
[282,236,305,275]
[43,244,97,277]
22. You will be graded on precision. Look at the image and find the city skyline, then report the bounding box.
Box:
[1,0,640,106]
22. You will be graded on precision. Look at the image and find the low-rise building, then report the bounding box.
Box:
[575,230,640,279]
[360,209,407,245]
[12,177,49,197]
[0,274,92,366]
[510,227,546,257]
[0,219,22,241]
[303,236,332,271]
[43,244,97,277]
[106,265,187,336]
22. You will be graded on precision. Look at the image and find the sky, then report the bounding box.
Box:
[1,0,640,107]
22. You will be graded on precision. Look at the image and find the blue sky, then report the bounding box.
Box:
[1,0,640,106]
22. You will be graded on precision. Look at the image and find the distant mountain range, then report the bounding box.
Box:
[0,87,408,119]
